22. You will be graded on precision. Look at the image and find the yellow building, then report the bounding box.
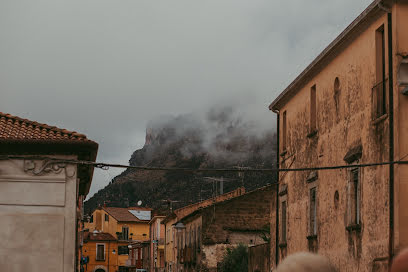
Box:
[81,231,118,272]
[83,207,152,271]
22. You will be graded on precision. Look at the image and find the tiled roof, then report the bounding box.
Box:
[0,112,92,142]
[103,207,152,222]
[84,231,117,242]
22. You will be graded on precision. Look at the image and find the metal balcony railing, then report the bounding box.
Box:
[372,80,387,119]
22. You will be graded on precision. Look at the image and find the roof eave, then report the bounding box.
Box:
[0,139,98,197]
[269,0,384,112]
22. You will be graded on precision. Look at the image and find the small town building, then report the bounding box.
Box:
[174,185,275,272]
[269,0,408,270]
[84,206,152,272]
[0,112,98,272]
[81,231,118,272]
[162,187,246,272]
[149,216,166,272]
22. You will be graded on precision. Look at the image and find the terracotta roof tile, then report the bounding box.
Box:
[83,231,117,242]
[103,207,152,222]
[0,112,93,143]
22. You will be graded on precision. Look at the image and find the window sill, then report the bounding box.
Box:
[346,223,361,232]
[278,242,287,248]
[306,234,317,241]
[96,259,106,261]
[280,150,288,157]
[371,114,388,125]
[307,130,318,138]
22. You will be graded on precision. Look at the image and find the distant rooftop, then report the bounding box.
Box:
[103,207,152,222]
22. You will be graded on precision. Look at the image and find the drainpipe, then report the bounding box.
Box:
[387,9,395,265]
[272,109,280,268]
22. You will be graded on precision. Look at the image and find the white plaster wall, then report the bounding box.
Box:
[0,156,78,272]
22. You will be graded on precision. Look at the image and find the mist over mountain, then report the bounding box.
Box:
[84,106,277,214]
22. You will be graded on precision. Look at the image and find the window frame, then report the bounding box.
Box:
[118,245,130,255]
[96,243,105,261]
[309,187,317,236]
[122,226,129,241]
[347,167,362,231]
[373,24,387,120]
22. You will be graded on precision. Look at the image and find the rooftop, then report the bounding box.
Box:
[269,0,385,110]
[0,112,98,196]
[0,112,93,142]
[83,231,117,242]
[103,207,152,222]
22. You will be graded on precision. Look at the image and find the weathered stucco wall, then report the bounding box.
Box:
[0,156,78,272]
[393,0,408,252]
[275,11,391,271]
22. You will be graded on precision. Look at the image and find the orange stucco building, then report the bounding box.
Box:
[82,207,151,272]
[269,0,408,271]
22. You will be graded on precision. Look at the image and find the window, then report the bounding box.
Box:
[90,215,94,223]
[118,245,129,255]
[122,226,129,240]
[281,201,287,243]
[118,266,129,272]
[374,25,386,118]
[348,169,361,227]
[105,214,109,222]
[334,77,340,112]
[282,111,287,151]
[310,85,317,133]
[96,244,105,261]
[309,188,317,236]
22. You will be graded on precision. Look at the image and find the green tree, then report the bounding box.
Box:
[219,244,248,272]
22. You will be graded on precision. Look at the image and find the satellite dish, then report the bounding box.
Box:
[137,200,142,206]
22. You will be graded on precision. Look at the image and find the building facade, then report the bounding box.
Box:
[149,216,166,272]
[0,112,98,272]
[84,206,152,271]
[269,0,408,270]
[175,185,275,272]
[162,187,246,272]
[81,231,118,272]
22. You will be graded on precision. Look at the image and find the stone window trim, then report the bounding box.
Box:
[280,194,288,245]
[343,145,362,164]
[371,112,388,125]
[307,171,318,183]
[306,176,319,240]
[96,243,105,261]
[346,165,362,232]
[279,184,288,196]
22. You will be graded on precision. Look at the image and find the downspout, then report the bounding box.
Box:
[387,9,395,265]
[272,109,280,268]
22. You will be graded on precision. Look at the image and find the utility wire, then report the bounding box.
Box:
[1,155,408,173]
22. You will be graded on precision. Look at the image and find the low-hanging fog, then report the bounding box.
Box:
[0,0,372,197]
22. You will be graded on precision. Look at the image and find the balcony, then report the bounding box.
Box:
[372,80,387,121]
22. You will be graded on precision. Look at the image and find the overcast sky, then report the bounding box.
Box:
[0,0,372,198]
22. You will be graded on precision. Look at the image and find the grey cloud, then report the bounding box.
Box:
[0,0,372,197]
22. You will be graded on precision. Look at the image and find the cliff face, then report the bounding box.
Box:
[85,109,277,215]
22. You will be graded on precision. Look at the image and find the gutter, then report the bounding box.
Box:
[272,109,280,268]
[386,7,395,265]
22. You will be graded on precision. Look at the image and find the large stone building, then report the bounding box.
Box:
[174,185,275,272]
[162,187,246,272]
[269,0,408,271]
[0,112,98,272]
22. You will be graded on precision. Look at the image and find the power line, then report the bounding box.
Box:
[1,155,407,173]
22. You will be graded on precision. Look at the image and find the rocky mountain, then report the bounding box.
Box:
[84,107,277,215]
